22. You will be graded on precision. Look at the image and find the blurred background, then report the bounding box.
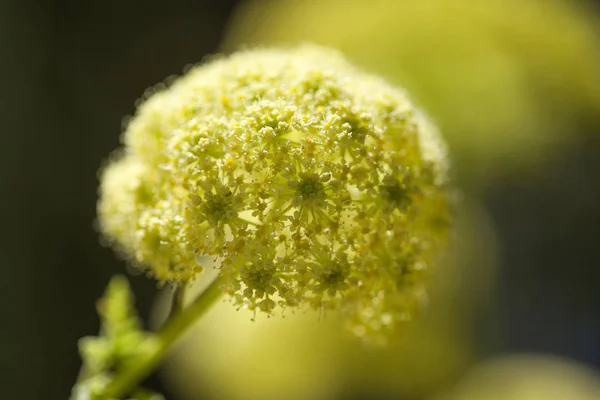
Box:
[1,0,599,399]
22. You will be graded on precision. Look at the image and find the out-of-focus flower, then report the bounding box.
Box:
[224,0,600,180]
[97,45,451,340]
[435,354,600,400]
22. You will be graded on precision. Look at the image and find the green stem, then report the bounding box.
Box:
[103,276,224,399]
[169,284,187,320]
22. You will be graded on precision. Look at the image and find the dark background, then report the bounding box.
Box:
[1,0,599,399]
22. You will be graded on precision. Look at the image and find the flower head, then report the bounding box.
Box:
[98,45,451,339]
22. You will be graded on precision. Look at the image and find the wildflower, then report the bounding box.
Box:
[224,0,600,173]
[97,45,451,338]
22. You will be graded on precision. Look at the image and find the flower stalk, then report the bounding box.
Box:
[103,277,224,399]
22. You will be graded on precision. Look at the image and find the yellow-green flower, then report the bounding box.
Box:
[223,0,600,177]
[98,45,451,339]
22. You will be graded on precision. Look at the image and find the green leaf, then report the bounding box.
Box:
[73,275,160,399]
[71,373,165,400]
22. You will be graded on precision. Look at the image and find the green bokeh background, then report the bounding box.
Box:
[1,0,599,399]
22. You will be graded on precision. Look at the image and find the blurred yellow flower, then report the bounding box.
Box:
[435,354,600,400]
[224,0,600,180]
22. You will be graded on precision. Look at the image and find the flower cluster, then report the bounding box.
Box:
[98,45,451,338]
